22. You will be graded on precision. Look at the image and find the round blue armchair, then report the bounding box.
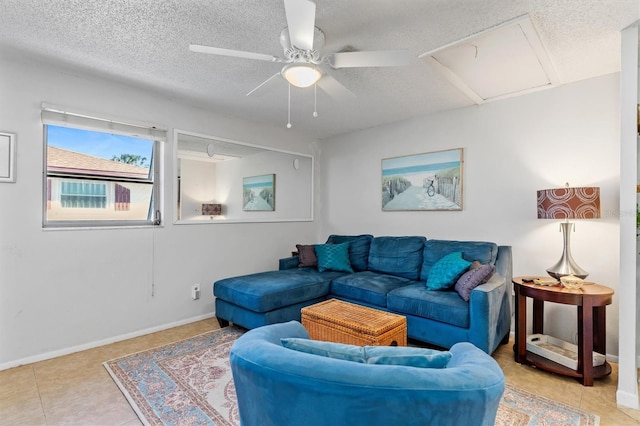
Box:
[230,321,505,426]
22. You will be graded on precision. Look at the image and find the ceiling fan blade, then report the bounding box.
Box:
[189,44,282,62]
[283,0,316,50]
[328,49,411,69]
[317,74,356,101]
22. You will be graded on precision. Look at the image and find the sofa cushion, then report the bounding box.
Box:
[420,240,498,281]
[296,244,318,267]
[281,338,452,368]
[455,264,496,302]
[214,269,344,313]
[326,234,373,272]
[331,271,413,307]
[426,252,472,290]
[387,283,470,328]
[315,243,354,273]
[367,236,426,280]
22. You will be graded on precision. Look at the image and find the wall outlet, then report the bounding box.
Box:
[191,284,201,300]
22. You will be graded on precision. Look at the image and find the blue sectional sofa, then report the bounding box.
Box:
[230,321,505,426]
[214,234,512,354]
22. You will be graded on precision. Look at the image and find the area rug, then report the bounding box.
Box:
[104,327,600,426]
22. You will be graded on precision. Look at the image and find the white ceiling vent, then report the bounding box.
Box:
[420,15,559,104]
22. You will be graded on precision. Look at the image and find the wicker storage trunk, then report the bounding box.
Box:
[301,299,407,346]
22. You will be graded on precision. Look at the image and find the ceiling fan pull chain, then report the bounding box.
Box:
[313,83,318,118]
[286,83,292,129]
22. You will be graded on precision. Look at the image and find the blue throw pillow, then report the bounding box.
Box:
[280,338,366,362]
[455,264,495,301]
[363,346,452,368]
[281,338,452,368]
[426,252,472,290]
[314,242,354,273]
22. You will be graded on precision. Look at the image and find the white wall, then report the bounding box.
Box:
[319,74,622,355]
[0,46,627,370]
[617,22,639,409]
[0,51,319,368]
[215,150,313,221]
[179,159,217,220]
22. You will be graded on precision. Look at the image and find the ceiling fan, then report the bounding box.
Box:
[189,0,411,127]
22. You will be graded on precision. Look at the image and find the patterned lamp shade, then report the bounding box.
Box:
[202,203,222,216]
[537,186,600,219]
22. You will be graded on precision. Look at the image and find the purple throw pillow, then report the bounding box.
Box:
[455,264,495,302]
[296,244,318,268]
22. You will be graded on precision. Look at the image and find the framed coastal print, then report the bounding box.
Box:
[243,174,275,211]
[382,148,463,211]
[0,132,16,183]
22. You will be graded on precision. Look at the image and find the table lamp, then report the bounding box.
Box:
[537,183,600,279]
[202,203,222,217]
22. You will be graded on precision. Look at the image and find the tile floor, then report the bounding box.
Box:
[1,318,639,426]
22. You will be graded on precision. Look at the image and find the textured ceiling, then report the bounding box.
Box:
[1,0,638,140]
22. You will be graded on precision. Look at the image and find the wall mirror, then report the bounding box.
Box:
[174,130,313,223]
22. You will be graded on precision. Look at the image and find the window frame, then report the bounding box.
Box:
[41,105,165,229]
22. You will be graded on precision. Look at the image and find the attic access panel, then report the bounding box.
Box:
[420,15,559,104]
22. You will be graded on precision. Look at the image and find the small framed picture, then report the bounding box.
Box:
[382,148,463,211]
[0,132,16,183]
[243,174,275,211]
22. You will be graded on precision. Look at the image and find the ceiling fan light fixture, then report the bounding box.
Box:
[282,63,321,88]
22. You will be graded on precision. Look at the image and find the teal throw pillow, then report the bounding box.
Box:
[314,242,354,273]
[281,338,452,368]
[426,251,472,290]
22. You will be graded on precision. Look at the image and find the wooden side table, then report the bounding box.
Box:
[513,276,614,386]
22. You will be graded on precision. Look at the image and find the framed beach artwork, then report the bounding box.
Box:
[243,174,276,211]
[382,148,463,211]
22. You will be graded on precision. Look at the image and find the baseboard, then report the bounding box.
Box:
[0,312,216,371]
[617,389,640,410]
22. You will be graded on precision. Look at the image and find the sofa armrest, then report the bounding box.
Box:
[468,246,512,353]
[279,256,299,270]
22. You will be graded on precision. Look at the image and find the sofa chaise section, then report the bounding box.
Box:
[214,268,347,329]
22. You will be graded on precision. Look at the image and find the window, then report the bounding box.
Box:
[42,106,166,227]
[60,181,106,208]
